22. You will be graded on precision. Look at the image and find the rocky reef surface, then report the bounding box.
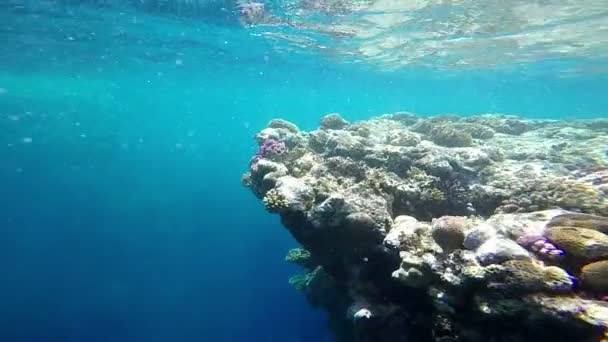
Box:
[243,112,608,342]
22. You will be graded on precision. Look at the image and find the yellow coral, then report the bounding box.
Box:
[544,227,608,261]
[488,259,573,293]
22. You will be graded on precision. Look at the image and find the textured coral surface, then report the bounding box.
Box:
[243,112,608,342]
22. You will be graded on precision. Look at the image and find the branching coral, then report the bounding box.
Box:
[251,138,288,166]
[263,188,289,213]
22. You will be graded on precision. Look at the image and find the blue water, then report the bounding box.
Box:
[1,2,607,342]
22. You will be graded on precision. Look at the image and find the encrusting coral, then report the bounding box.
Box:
[243,112,608,342]
[485,259,574,293]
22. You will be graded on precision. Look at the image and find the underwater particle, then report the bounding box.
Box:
[353,308,372,320]
[581,260,608,292]
[22,137,32,144]
[465,202,477,214]
[431,216,467,253]
[175,59,183,65]
[544,227,608,261]
[0,88,7,95]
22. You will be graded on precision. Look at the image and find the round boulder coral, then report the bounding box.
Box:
[581,260,608,292]
[268,118,300,133]
[431,216,467,253]
[321,113,349,130]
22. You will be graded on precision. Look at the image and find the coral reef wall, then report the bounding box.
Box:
[244,112,608,342]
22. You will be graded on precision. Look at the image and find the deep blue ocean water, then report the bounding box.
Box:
[1,2,607,341]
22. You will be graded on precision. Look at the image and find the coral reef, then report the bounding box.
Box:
[243,113,608,341]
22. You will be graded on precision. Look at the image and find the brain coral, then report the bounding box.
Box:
[431,216,467,253]
[544,227,608,262]
[547,213,608,234]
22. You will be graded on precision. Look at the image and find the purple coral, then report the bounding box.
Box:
[530,238,565,259]
[250,138,287,166]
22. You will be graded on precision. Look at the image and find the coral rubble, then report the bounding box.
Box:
[243,112,608,341]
